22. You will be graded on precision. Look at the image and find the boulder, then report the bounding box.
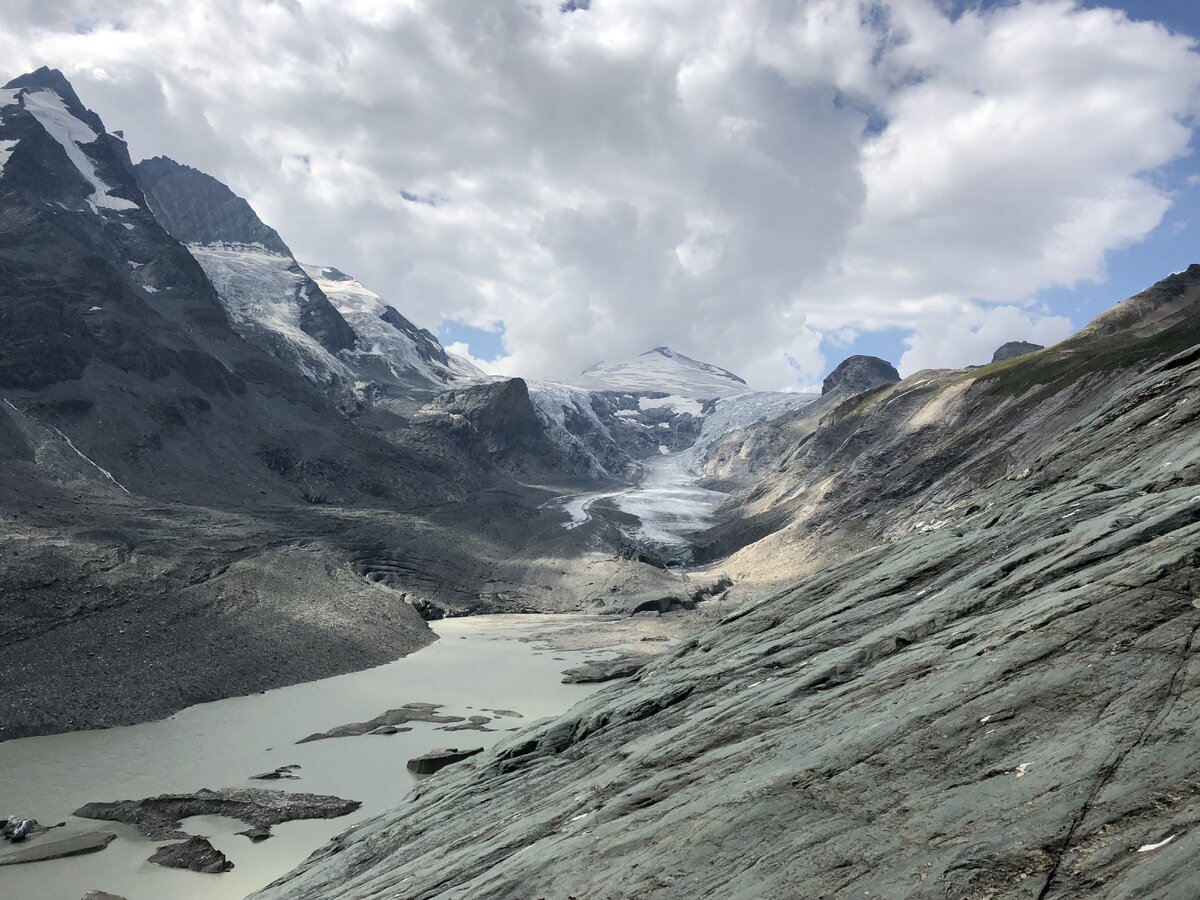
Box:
[147,836,233,874]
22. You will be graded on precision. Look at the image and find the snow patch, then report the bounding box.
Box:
[301,262,482,384]
[2,398,131,494]
[21,89,138,211]
[638,395,704,417]
[0,139,18,178]
[1137,834,1177,853]
[572,347,747,399]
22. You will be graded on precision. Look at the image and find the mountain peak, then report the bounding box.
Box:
[4,66,81,106]
[574,346,748,398]
[821,355,900,397]
[3,66,106,134]
[134,156,293,257]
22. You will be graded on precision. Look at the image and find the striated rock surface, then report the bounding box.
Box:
[255,269,1200,900]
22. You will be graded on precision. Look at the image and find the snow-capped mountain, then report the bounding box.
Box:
[526,347,816,477]
[302,264,482,385]
[134,156,480,396]
[0,67,431,503]
[572,346,748,398]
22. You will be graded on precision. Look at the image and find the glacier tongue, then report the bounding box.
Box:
[21,88,138,211]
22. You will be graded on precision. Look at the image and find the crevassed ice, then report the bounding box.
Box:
[21,89,138,212]
[302,261,482,383]
[638,394,704,417]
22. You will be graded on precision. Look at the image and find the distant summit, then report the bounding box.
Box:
[572,346,748,398]
[821,355,900,397]
[991,341,1044,364]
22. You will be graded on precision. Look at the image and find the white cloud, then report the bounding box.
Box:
[897,301,1074,375]
[444,341,495,375]
[1,0,1197,389]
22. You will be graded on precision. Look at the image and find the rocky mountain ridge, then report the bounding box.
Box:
[0,68,665,738]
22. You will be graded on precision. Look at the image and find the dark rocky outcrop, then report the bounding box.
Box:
[251,764,301,781]
[147,836,232,874]
[415,378,599,480]
[406,747,484,775]
[75,788,360,841]
[296,703,464,743]
[438,715,495,732]
[821,354,900,396]
[991,340,1044,363]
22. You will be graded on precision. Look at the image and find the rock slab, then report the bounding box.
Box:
[406,748,484,775]
[560,656,651,684]
[0,832,115,866]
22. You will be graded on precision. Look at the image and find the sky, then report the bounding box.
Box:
[2,1,1199,391]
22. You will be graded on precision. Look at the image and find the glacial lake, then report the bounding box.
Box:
[0,615,614,900]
